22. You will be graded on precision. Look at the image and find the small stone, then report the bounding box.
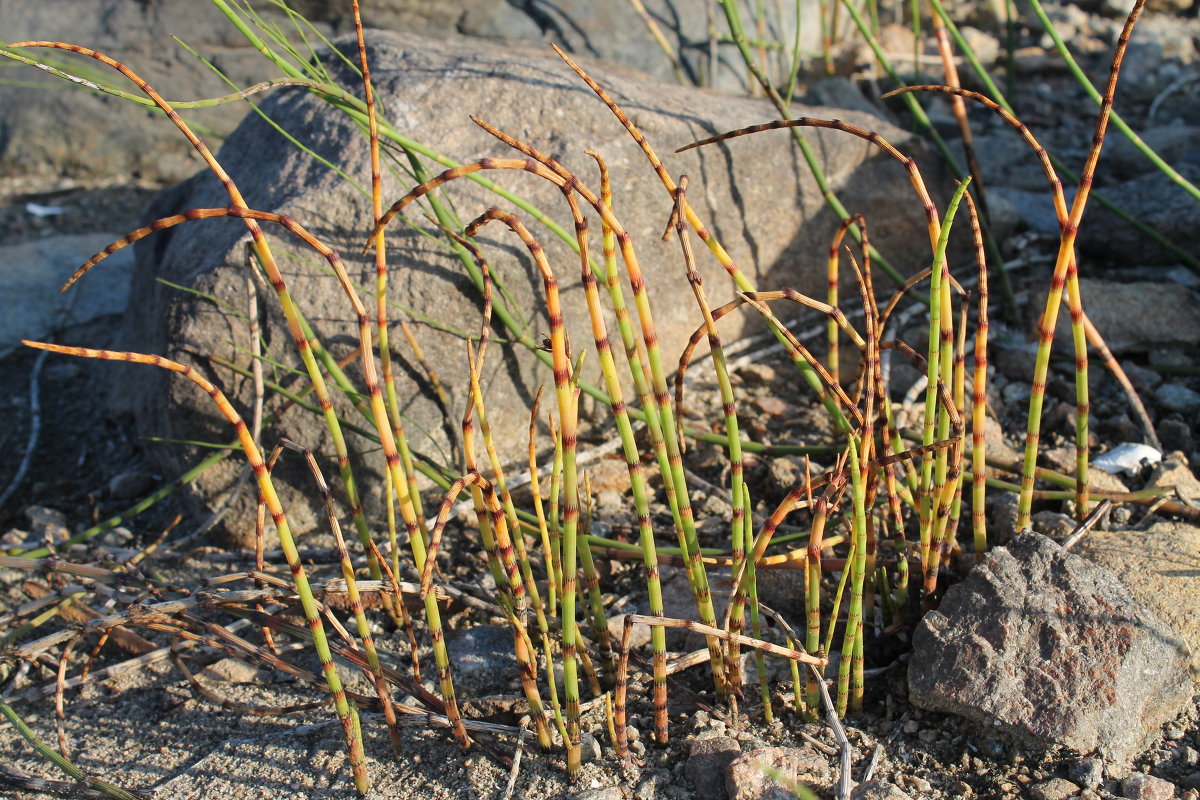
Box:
[199,657,260,683]
[24,505,69,542]
[1003,382,1034,406]
[1165,725,1186,741]
[1157,419,1194,459]
[686,736,742,800]
[571,789,623,800]
[1156,384,1200,415]
[726,747,830,800]
[950,782,974,796]
[1120,361,1162,390]
[100,526,134,547]
[1181,774,1200,791]
[753,396,796,417]
[107,471,158,499]
[1182,747,1199,766]
[1031,511,1077,541]
[918,728,938,743]
[1028,777,1080,800]
[43,361,81,382]
[736,363,776,386]
[902,719,920,734]
[579,731,602,764]
[904,776,933,793]
[1069,758,1105,790]
[851,780,913,800]
[1121,773,1175,800]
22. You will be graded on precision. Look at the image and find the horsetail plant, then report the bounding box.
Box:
[5,0,1174,794]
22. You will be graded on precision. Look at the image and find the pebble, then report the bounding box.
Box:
[1121,773,1176,800]
[1155,383,1200,414]
[904,775,933,793]
[99,526,134,547]
[918,729,938,743]
[1120,360,1162,389]
[1002,381,1034,406]
[24,505,69,542]
[579,731,602,764]
[1028,777,1081,800]
[1166,724,1187,740]
[851,780,914,800]
[1069,758,1105,790]
[107,470,158,499]
[735,363,776,385]
[571,788,623,800]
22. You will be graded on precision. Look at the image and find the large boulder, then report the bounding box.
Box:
[909,531,1193,764]
[118,30,946,541]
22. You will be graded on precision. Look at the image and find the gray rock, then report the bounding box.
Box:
[0,2,301,187]
[444,625,516,694]
[1055,280,1200,355]
[579,731,603,764]
[23,505,69,543]
[1073,520,1200,676]
[1121,773,1176,800]
[908,531,1193,764]
[1156,384,1200,415]
[850,781,913,800]
[1120,361,1162,390]
[725,746,830,800]
[1106,126,1200,181]
[1070,758,1106,790]
[571,788,624,800]
[1146,453,1200,502]
[124,30,943,540]
[1032,510,1077,541]
[1029,777,1082,800]
[3,0,861,185]
[107,471,158,500]
[1083,164,1200,266]
[686,736,742,800]
[1003,381,1034,407]
[0,233,135,353]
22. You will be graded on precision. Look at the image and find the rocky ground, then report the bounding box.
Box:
[3,0,1200,799]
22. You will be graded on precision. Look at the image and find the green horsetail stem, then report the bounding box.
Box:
[578,155,669,740]
[462,209,583,773]
[716,0,906,286]
[964,191,991,558]
[459,122,727,700]
[1016,0,1145,529]
[923,181,971,596]
[283,437,401,751]
[22,342,368,794]
[671,179,749,699]
[18,39,385,581]
[371,149,732,702]
[837,438,868,714]
[923,0,1198,270]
